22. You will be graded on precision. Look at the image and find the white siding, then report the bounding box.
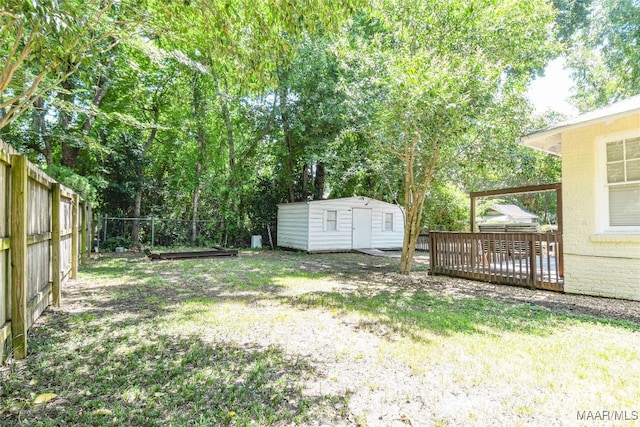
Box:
[308,200,355,251]
[523,101,640,300]
[370,203,405,249]
[560,116,640,300]
[277,203,310,251]
[278,197,404,252]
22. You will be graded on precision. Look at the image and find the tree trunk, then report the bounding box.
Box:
[130,106,159,247]
[81,55,116,136]
[222,98,235,174]
[399,200,424,274]
[131,190,143,246]
[278,77,295,202]
[191,72,207,245]
[398,140,440,275]
[220,85,238,223]
[59,79,77,168]
[0,95,5,126]
[313,162,326,200]
[302,164,310,200]
[191,163,201,244]
[211,68,240,236]
[61,54,115,169]
[32,97,52,164]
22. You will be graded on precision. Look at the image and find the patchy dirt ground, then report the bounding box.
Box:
[6,251,639,427]
[276,250,640,323]
[386,270,640,324]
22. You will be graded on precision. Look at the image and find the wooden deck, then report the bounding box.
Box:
[429,231,564,292]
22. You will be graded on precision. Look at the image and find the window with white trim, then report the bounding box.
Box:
[325,210,337,231]
[383,212,393,231]
[606,137,640,227]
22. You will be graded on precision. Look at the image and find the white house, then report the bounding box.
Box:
[481,204,539,224]
[277,196,405,252]
[520,95,640,301]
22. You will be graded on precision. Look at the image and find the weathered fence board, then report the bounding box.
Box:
[0,139,91,363]
[60,191,74,285]
[27,173,52,331]
[0,152,10,354]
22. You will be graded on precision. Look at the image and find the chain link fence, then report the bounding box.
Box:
[95,217,277,251]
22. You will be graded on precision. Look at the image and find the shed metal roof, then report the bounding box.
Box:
[277,196,399,208]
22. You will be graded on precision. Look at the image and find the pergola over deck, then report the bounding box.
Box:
[469,183,563,233]
[429,183,564,292]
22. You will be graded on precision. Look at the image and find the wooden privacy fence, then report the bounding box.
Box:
[1,140,91,362]
[429,231,563,292]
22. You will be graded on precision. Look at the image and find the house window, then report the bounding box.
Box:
[383,212,393,231]
[325,210,337,231]
[606,137,640,227]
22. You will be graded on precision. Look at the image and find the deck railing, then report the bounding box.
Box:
[429,231,563,292]
[416,233,430,251]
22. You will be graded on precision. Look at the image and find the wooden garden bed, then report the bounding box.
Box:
[145,247,238,260]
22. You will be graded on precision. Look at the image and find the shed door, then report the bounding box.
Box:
[352,208,372,249]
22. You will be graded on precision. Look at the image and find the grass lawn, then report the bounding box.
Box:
[1,250,639,426]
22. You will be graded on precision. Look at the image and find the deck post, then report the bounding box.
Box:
[81,202,90,264]
[529,234,537,290]
[429,233,436,275]
[470,196,476,232]
[103,214,108,249]
[470,232,477,271]
[556,185,564,278]
[80,201,85,265]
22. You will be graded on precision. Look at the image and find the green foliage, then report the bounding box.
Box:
[423,183,470,231]
[341,0,558,272]
[0,0,137,129]
[1,0,605,251]
[45,163,105,204]
[552,0,593,42]
[564,0,640,109]
[101,236,131,252]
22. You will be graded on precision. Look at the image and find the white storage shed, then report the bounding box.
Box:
[277,196,405,252]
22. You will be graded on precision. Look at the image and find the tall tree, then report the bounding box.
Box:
[190,70,211,244]
[140,0,366,240]
[0,0,134,130]
[565,0,640,109]
[356,0,557,274]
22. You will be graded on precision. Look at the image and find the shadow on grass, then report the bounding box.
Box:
[284,289,640,341]
[66,254,292,328]
[1,321,347,426]
[85,250,418,283]
[72,251,405,327]
[78,252,638,340]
